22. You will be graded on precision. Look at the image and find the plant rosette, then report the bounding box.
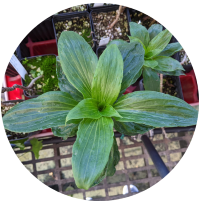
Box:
[3,31,198,190]
[22,55,59,97]
[92,9,129,45]
[108,22,184,92]
[54,16,93,47]
[55,5,87,14]
[130,9,159,29]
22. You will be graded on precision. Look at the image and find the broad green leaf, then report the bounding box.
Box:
[107,39,128,47]
[148,24,163,41]
[155,69,185,76]
[157,42,183,57]
[65,98,121,123]
[153,56,184,72]
[92,137,120,186]
[58,31,98,99]
[3,91,78,132]
[72,117,114,190]
[145,49,162,59]
[92,44,123,106]
[56,56,83,102]
[10,138,28,150]
[143,59,158,68]
[113,91,198,127]
[52,123,79,140]
[147,29,172,53]
[113,120,153,136]
[116,42,144,94]
[143,67,160,92]
[30,138,43,159]
[129,36,147,52]
[129,22,150,47]
[106,137,120,176]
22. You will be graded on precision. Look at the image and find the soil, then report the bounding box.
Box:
[92,10,129,45]
[89,3,114,7]
[130,10,159,29]
[54,16,93,47]
[162,76,178,97]
[179,50,191,65]
[56,5,87,14]
[22,55,59,96]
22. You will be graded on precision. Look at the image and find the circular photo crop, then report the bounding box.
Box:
[1,3,198,201]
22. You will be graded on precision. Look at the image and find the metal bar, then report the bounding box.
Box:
[141,135,169,178]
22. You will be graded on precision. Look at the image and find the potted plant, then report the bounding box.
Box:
[55,5,88,14]
[53,12,95,49]
[21,54,59,98]
[91,5,130,46]
[3,31,197,190]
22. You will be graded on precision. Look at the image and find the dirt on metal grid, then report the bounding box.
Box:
[14,130,194,200]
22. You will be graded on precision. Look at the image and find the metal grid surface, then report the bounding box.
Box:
[14,130,194,200]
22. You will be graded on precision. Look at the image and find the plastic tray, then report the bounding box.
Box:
[180,69,198,104]
[88,4,117,11]
[52,11,96,51]
[17,16,55,58]
[26,37,58,56]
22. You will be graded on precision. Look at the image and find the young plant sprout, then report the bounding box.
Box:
[3,31,198,190]
[108,22,184,92]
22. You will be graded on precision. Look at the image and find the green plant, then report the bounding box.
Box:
[3,31,198,190]
[108,22,184,91]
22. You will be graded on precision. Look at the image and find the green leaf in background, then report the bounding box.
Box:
[30,138,43,159]
[116,42,144,95]
[113,91,198,127]
[107,39,128,47]
[129,22,150,47]
[143,67,160,91]
[143,59,158,68]
[157,42,183,57]
[155,69,185,76]
[153,56,185,72]
[129,36,147,52]
[10,138,28,150]
[92,44,123,106]
[3,91,78,132]
[58,31,98,99]
[56,56,83,102]
[147,29,172,53]
[148,24,163,41]
[145,49,162,59]
[106,137,120,176]
[66,98,122,124]
[72,117,114,190]
[52,123,79,140]
[114,120,153,136]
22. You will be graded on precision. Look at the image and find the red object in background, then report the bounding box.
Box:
[180,70,198,104]
[124,85,137,94]
[5,75,23,100]
[26,37,58,56]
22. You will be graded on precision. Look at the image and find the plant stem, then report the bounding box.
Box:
[1,75,43,93]
[108,5,126,29]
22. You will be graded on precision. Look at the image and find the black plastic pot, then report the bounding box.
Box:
[54,4,89,15]
[17,16,55,59]
[52,11,96,51]
[90,5,131,48]
[88,3,117,11]
[20,54,57,99]
[138,75,184,100]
